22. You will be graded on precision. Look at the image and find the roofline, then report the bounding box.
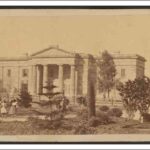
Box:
[0,47,146,62]
[94,54,146,62]
[112,54,146,62]
[31,45,76,57]
[0,57,31,61]
[0,54,145,62]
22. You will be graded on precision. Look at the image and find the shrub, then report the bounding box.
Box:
[76,96,87,106]
[19,90,32,108]
[88,116,100,127]
[117,77,150,120]
[97,111,112,124]
[142,113,150,122]
[99,105,109,112]
[107,108,122,117]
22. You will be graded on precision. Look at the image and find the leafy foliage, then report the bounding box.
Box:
[97,50,116,100]
[32,83,69,120]
[142,113,150,122]
[76,96,87,107]
[19,90,32,108]
[99,105,110,112]
[117,77,150,119]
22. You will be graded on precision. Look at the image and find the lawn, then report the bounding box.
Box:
[0,107,148,135]
[0,116,148,135]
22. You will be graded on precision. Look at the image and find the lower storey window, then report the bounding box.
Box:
[21,83,28,92]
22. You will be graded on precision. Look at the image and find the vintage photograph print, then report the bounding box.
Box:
[0,7,150,143]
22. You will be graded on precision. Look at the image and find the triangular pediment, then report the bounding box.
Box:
[31,46,76,58]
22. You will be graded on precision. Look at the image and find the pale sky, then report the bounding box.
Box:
[0,9,150,75]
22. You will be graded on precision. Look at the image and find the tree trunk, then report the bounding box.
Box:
[107,89,110,101]
[87,81,96,119]
[103,93,106,101]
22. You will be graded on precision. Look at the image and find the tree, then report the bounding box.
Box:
[19,90,32,108]
[32,82,69,120]
[97,50,116,100]
[117,77,150,120]
[87,81,96,119]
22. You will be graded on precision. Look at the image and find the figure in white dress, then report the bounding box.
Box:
[1,101,7,116]
[9,100,18,115]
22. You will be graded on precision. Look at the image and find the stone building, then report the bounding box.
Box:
[0,46,146,104]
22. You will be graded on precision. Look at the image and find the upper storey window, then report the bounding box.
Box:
[7,69,11,77]
[22,69,28,77]
[121,68,125,78]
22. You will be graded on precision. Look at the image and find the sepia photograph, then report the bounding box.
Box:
[0,7,150,143]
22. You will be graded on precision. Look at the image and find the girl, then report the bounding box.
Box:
[1,101,7,117]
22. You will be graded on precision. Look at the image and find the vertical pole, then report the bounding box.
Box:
[58,64,64,93]
[70,65,75,103]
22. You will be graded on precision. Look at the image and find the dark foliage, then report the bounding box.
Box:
[76,96,87,106]
[142,113,150,122]
[107,108,122,117]
[19,90,32,108]
[99,105,110,112]
[32,83,69,120]
[117,77,150,119]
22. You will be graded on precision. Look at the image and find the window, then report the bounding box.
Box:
[22,69,28,77]
[7,69,11,77]
[121,69,125,78]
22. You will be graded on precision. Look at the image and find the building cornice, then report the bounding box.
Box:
[94,54,146,62]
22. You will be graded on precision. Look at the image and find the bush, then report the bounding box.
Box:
[88,116,100,127]
[142,113,150,122]
[99,105,109,112]
[19,90,32,108]
[97,111,112,124]
[76,96,87,106]
[107,108,122,117]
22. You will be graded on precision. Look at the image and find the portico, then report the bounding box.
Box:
[31,64,76,100]
[27,47,80,102]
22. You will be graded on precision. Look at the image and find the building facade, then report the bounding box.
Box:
[0,46,146,104]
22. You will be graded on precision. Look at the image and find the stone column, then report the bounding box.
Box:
[70,65,75,103]
[58,64,64,93]
[1,66,4,92]
[43,64,48,93]
[28,66,33,94]
[32,65,37,95]
[36,65,41,94]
